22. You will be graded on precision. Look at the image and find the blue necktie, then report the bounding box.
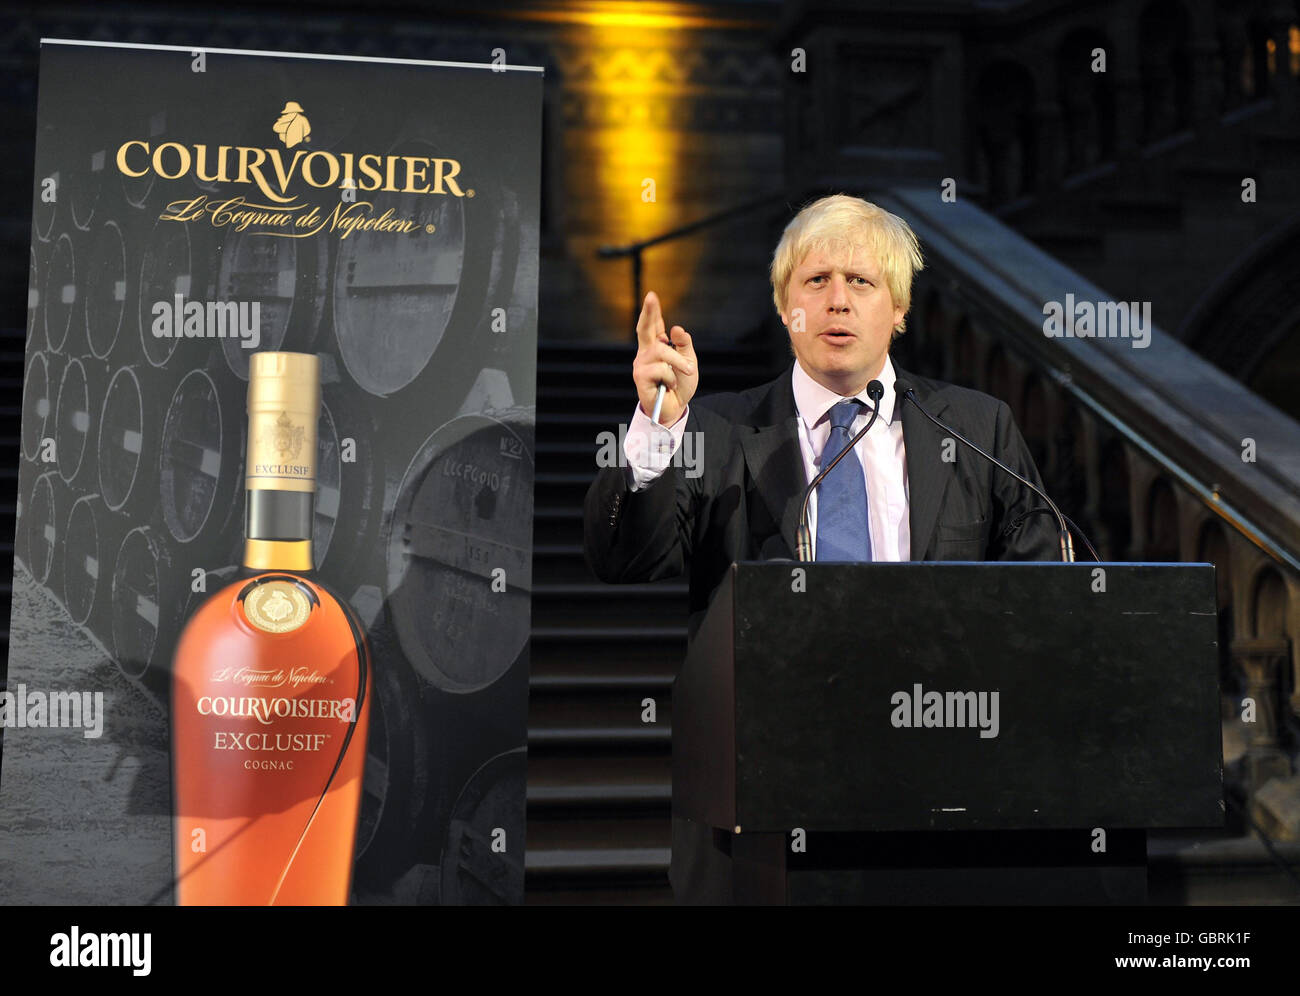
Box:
[815,399,872,562]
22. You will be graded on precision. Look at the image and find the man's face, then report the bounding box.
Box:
[780,247,904,396]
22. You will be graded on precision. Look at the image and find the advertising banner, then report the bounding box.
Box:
[1,39,541,904]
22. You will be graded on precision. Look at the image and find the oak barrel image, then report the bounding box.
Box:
[44,232,78,354]
[385,410,534,692]
[84,218,131,360]
[110,525,175,684]
[158,366,244,546]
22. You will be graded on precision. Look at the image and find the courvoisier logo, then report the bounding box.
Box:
[113,98,472,239]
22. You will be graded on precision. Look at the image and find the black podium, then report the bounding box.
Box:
[670,563,1224,904]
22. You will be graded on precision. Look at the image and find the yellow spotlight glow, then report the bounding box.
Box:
[568,12,703,337]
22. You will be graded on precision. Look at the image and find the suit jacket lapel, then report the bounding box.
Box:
[897,365,951,560]
[737,368,804,559]
[736,361,955,561]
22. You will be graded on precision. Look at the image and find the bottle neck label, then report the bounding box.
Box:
[246,409,316,494]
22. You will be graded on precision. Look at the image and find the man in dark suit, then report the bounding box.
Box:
[582,194,1058,900]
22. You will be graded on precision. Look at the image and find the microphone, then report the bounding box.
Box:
[894,377,1076,563]
[795,379,884,562]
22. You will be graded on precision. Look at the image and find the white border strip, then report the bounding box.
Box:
[40,37,544,73]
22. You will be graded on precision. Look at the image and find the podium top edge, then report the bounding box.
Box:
[39,38,546,73]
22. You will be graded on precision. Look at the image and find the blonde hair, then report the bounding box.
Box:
[769,194,924,335]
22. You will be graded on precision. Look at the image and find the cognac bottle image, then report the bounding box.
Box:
[170,352,371,905]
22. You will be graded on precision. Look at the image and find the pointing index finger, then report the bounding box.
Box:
[636,291,666,347]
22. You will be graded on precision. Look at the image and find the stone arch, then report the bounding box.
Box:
[1248,563,1295,726]
[1241,303,1300,422]
[1145,476,1181,561]
[971,60,1038,204]
[1055,406,1093,527]
[1233,561,1294,794]
[1098,436,1132,560]
[1251,564,1289,639]
[1181,215,1300,421]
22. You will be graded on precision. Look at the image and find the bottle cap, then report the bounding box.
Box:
[248,351,320,417]
[246,352,319,494]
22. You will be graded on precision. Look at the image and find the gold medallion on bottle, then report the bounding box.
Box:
[244,581,312,634]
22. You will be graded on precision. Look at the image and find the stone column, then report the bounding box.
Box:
[1231,637,1293,792]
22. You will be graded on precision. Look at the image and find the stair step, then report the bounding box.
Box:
[537,385,639,416]
[525,817,671,875]
[530,633,685,674]
[527,755,670,806]
[532,580,687,628]
[532,543,599,583]
[529,692,672,745]
[530,653,677,689]
[534,413,632,448]
[535,471,599,507]
[533,505,585,547]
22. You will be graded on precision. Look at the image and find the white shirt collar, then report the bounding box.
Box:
[791,353,899,430]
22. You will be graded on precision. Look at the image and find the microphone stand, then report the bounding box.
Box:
[896,382,1075,563]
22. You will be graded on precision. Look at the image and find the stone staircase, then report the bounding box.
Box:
[523,336,779,904]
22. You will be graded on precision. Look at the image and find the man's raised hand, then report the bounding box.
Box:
[632,291,698,427]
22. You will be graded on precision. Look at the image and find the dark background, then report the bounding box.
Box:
[1,0,1298,905]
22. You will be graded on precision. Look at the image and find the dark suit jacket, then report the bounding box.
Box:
[584,361,1059,626]
[581,359,1060,901]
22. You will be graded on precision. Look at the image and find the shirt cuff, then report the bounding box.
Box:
[624,402,689,492]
